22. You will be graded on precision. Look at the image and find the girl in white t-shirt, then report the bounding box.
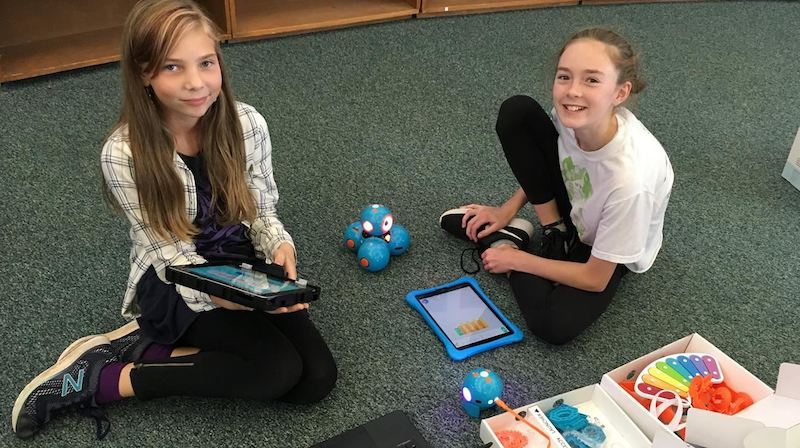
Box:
[440,28,673,344]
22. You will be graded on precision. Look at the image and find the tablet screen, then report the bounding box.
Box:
[416,284,511,349]
[185,265,302,296]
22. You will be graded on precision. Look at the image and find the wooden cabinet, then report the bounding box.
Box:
[419,0,577,17]
[581,0,693,3]
[1,0,693,82]
[229,0,420,40]
[0,0,419,82]
[1,1,134,82]
[0,0,229,83]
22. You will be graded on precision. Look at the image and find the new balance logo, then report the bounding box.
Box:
[61,369,85,396]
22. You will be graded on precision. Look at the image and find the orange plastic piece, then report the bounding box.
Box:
[620,380,685,439]
[690,376,714,410]
[689,377,754,415]
[711,386,732,411]
[729,392,754,414]
[496,429,529,448]
[621,380,679,423]
[620,380,652,407]
[494,398,551,448]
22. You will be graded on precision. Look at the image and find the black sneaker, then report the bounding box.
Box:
[57,320,151,364]
[439,208,534,250]
[539,225,578,261]
[12,336,115,439]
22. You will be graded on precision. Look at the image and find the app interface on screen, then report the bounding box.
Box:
[188,265,300,295]
[420,286,509,348]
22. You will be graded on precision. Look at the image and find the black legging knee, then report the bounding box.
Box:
[495,95,573,220]
[130,309,337,404]
[509,243,628,345]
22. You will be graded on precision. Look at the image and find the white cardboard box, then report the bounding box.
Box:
[685,363,800,448]
[480,384,651,447]
[782,127,800,191]
[600,333,800,448]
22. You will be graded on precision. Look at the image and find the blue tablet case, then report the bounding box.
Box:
[405,277,523,361]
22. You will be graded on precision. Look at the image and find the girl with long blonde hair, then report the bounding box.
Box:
[13,0,336,439]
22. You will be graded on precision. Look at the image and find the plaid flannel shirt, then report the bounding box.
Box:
[101,102,294,318]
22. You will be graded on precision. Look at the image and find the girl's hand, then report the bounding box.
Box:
[271,242,297,280]
[210,295,253,311]
[267,242,307,313]
[266,302,310,314]
[481,245,520,274]
[461,204,513,242]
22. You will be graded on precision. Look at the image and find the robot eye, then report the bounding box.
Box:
[362,221,373,233]
[381,215,393,232]
[462,387,472,402]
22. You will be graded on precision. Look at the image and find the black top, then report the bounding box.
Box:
[136,153,259,344]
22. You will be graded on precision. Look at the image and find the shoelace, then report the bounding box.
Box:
[460,247,483,274]
[77,406,111,440]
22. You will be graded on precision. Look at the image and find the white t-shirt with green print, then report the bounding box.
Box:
[553,107,674,273]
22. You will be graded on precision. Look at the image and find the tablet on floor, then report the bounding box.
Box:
[406,276,523,361]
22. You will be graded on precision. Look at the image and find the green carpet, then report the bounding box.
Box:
[1,1,799,446]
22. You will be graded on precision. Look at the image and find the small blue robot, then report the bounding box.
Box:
[385,223,410,256]
[461,368,503,418]
[343,222,365,252]
[357,238,390,272]
[344,204,410,272]
[360,204,393,237]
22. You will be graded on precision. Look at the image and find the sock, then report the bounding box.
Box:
[95,362,126,405]
[489,240,517,249]
[140,343,173,362]
[542,218,567,233]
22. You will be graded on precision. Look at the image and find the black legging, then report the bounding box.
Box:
[496,95,628,345]
[129,308,337,404]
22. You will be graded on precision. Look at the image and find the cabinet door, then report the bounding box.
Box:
[229,0,420,40]
[419,0,577,17]
[0,0,230,82]
[0,1,138,82]
[197,0,232,40]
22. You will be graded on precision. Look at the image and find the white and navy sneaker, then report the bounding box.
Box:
[57,320,149,364]
[439,208,534,250]
[12,336,115,439]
